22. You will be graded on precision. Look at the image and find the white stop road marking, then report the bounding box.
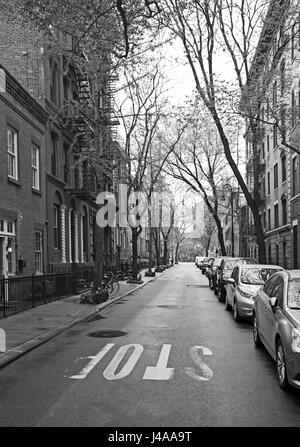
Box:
[184,346,213,382]
[103,344,144,380]
[66,343,213,382]
[67,343,115,379]
[143,344,174,380]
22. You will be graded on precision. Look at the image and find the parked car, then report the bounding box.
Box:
[226,264,284,322]
[201,257,214,275]
[253,270,300,391]
[205,258,215,280]
[216,257,258,302]
[206,257,225,290]
[195,256,205,268]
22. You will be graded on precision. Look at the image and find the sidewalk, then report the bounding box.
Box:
[0,268,165,369]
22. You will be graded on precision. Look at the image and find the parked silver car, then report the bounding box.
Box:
[226,264,283,322]
[253,270,300,391]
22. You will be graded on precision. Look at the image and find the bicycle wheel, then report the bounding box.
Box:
[109,279,120,298]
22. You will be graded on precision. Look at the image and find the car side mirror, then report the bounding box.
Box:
[269,297,277,309]
[227,278,235,285]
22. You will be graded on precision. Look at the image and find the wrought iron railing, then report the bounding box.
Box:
[0,268,94,319]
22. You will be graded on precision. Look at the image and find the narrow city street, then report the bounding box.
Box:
[0,263,300,427]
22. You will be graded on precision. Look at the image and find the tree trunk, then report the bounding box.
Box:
[148,226,154,272]
[154,229,161,266]
[163,237,168,265]
[175,242,180,264]
[131,227,139,279]
[214,215,226,256]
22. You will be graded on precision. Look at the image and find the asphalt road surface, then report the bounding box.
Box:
[0,263,300,427]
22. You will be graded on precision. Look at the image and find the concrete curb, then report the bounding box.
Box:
[0,270,164,370]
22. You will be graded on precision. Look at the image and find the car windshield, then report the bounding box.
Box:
[241,268,281,285]
[224,260,238,271]
[288,279,300,310]
[224,258,258,272]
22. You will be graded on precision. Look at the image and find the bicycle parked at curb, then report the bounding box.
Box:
[80,271,120,304]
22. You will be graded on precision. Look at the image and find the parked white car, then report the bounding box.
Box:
[253,270,300,390]
[226,264,284,322]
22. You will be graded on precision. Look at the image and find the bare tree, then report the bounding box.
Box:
[167,110,233,256]
[199,215,217,257]
[159,0,291,262]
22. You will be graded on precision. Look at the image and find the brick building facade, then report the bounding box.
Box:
[0,19,135,275]
[243,0,300,268]
[0,64,47,277]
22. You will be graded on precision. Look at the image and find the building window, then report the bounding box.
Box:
[282,197,287,226]
[292,157,298,197]
[273,126,277,149]
[32,144,40,190]
[7,221,14,233]
[63,76,69,101]
[268,208,271,231]
[35,232,43,273]
[274,163,278,189]
[281,154,287,183]
[274,204,279,229]
[267,172,270,195]
[63,144,69,183]
[267,135,270,153]
[50,60,59,105]
[7,127,18,180]
[53,204,61,249]
[268,244,272,264]
[51,133,58,177]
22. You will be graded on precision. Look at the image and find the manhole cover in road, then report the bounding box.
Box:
[157,305,184,309]
[187,285,208,289]
[88,330,128,338]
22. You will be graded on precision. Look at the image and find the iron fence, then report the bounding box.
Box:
[0,267,94,319]
[0,261,150,319]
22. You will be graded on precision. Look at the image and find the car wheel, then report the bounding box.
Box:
[225,294,231,311]
[214,282,218,295]
[253,313,262,347]
[276,340,290,391]
[233,300,241,322]
[218,286,224,302]
[209,277,214,290]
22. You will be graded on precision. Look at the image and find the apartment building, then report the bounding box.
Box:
[0,64,48,277]
[243,0,300,268]
[0,18,137,274]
